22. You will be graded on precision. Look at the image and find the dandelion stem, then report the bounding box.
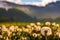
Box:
[58,38,59,40]
[45,36,47,40]
[45,31,48,40]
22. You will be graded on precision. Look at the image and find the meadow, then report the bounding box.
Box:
[0,0,60,40]
[0,22,60,40]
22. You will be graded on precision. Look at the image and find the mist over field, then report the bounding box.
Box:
[0,0,60,22]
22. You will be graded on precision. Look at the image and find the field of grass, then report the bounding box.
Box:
[0,22,60,40]
[0,22,60,27]
[0,22,30,27]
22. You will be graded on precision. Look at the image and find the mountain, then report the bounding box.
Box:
[16,1,60,19]
[0,1,38,22]
[0,1,60,20]
[0,8,37,22]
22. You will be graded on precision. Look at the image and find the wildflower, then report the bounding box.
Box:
[36,22,41,26]
[55,24,59,28]
[52,22,56,26]
[41,27,52,36]
[57,29,60,32]
[45,22,51,26]
[52,24,60,31]
[34,25,37,28]
[31,27,34,30]
[22,28,29,33]
[37,34,41,37]
[7,30,12,36]
[22,37,30,40]
[19,28,23,32]
[56,31,60,37]
[26,25,31,28]
[2,25,8,32]
[28,29,32,34]
[0,35,2,38]
[15,26,18,30]
[13,33,16,36]
[34,26,41,31]
[32,33,38,38]
[30,23,35,26]
[9,25,15,32]
[24,29,29,33]
[6,37,9,40]
[0,27,1,29]
[37,34,42,38]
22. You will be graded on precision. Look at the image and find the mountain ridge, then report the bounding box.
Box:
[0,1,60,19]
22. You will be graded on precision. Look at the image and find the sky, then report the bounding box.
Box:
[6,0,58,6]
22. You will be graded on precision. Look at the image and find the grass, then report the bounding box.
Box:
[0,22,30,27]
[0,22,60,27]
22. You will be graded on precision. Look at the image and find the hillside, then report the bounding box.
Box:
[0,1,60,22]
[0,8,37,22]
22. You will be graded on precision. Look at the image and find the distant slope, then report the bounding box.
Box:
[0,8,37,22]
[0,1,60,19]
[15,1,60,19]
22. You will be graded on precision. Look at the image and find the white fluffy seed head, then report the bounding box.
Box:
[26,25,31,28]
[22,28,29,33]
[2,25,8,32]
[6,37,9,40]
[7,30,12,36]
[41,27,52,36]
[34,26,41,31]
[32,33,38,38]
[9,25,15,32]
[55,24,59,27]
[45,22,51,26]
[36,22,41,26]
[52,22,56,26]
[0,35,2,38]
[30,23,35,26]
[15,26,18,29]
[56,31,60,38]
[22,37,30,40]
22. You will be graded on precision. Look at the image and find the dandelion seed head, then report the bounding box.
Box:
[9,25,15,32]
[52,22,56,26]
[26,25,31,28]
[32,33,38,38]
[45,22,51,26]
[30,23,35,26]
[36,22,41,26]
[56,31,60,38]
[55,24,59,27]
[41,27,52,36]
[34,26,41,31]
[0,35,2,38]
[2,25,8,32]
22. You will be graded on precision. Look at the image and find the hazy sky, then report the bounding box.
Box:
[6,0,58,6]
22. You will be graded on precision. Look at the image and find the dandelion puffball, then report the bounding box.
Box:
[9,25,15,32]
[45,22,51,26]
[32,33,38,38]
[56,31,60,38]
[52,22,56,26]
[41,27,52,36]
[30,23,35,26]
[36,22,41,26]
